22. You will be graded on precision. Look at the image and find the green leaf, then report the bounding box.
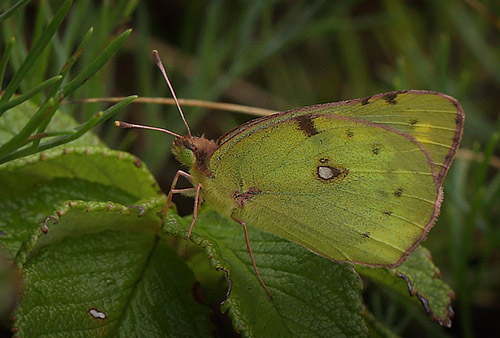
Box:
[163,207,369,338]
[0,145,162,258]
[13,199,213,337]
[356,247,454,327]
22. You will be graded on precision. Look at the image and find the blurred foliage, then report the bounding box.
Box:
[1,0,499,337]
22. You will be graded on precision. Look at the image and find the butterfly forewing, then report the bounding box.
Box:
[218,91,463,185]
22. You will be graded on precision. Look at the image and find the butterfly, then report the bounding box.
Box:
[116,50,464,298]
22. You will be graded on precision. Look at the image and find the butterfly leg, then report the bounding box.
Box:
[162,171,203,255]
[162,170,194,222]
[232,215,273,300]
[184,182,202,251]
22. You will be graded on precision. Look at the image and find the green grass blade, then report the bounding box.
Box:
[60,29,131,98]
[51,27,93,99]
[70,96,137,137]
[1,17,27,71]
[0,96,137,163]
[222,0,327,93]
[450,2,500,84]
[0,75,61,114]
[0,97,54,158]
[0,0,72,114]
[31,27,94,146]
[0,0,32,24]
[29,0,53,92]
[58,0,89,57]
[474,132,499,189]
[0,36,15,88]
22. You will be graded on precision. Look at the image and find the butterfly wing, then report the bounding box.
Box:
[205,91,463,266]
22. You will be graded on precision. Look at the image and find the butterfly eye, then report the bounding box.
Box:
[172,141,196,167]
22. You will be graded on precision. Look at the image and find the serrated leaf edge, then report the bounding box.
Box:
[395,271,455,327]
[13,198,164,269]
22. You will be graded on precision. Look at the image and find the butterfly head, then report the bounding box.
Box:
[172,135,218,176]
[116,51,219,178]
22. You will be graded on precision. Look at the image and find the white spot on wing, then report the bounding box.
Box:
[318,166,335,180]
[89,308,106,319]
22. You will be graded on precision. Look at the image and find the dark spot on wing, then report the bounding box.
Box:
[361,97,371,106]
[409,119,418,126]
[247,186,261,194]
[232,186,262,207]
[383,92,398,104]
[363,232,370,238]
[372,146,380,155]
[394,188,403,197]
[383,211,392,216]
[346,129,354,138]
[295,115,319,137]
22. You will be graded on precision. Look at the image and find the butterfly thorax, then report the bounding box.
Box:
[172,136,218,178]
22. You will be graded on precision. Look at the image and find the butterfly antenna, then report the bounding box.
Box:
[152,50,192,137]
[114,121,182,138]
